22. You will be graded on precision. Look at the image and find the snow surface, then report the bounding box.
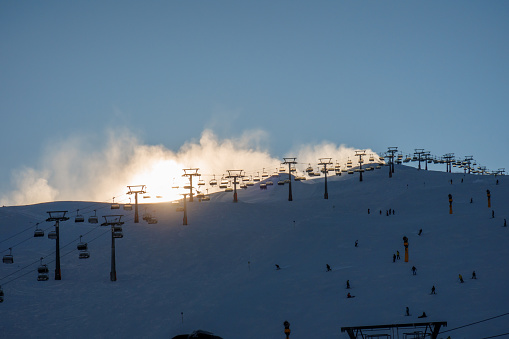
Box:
[0,165,508,338]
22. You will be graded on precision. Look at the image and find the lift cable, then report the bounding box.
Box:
[440,312,509,334]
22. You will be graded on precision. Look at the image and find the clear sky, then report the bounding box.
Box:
[1,1,508,203]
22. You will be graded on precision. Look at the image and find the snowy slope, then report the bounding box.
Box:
[0,165,508,338]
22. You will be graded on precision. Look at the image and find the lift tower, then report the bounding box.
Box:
[283,157,297,201]
[355,150,366,182]
[414,149,425,170]
[182,168,200,202]
[387,147,398,178]
[443,153,454,173]
[127,185,146,223]
[226,170,244,203]
[46,211,69,280]
[319,158,333,198]
[464,156,474,174]
[101,215,124,281]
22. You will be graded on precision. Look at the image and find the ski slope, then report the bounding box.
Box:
[0,165,508,338]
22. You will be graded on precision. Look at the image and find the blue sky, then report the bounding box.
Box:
[1,1,508,200]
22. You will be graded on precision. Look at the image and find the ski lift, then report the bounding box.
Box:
[113,231,123,238]
[279,165,286,172]
[209,175,218,186]
[75,209,84,223]
[123,203,133,211]
[266,180,273,186]
[48,230,57,239]
[113,225,123,233]
[198,176,205,186]
[77,235,88,251]
[254,173,260,182]
[0,286,4,302]
[3,248,14,264]
[201,195,210,201]
[143,195,151,199]
[88,209,99,224]
[79,250,90,259]
[37,258,49,281]
[369,155,375,162]
[111,197,120,210]
[306,164,313,173]
[34,223,44,237]
[262,169,268,178]
[147,217,158,224]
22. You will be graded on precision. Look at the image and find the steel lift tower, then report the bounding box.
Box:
[127,185,146,223]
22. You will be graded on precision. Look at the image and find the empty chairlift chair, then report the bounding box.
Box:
[3,248,14,264]
[113,226,123,238]
[34,223,44,237]
[37,258,49,281]
[111,197,120,210]
[48,230,57,239]
[75,209,85,223]
[123,200,133,211]
[77,235,88,251]
[88,210,99,224]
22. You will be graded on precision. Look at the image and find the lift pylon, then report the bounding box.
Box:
[283,158,297,201]
[46,211,69,280]
[127,185,146,223]
[183,168,200,202]
[226,170,244,203]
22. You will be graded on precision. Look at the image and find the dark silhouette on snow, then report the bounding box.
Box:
[347,292,355,298]
[283,320,290,338]
[396,251,400,260]
[275,264,280,270]
[346,280,350,289]
[418,229,422,236]
[504,219,507,227]
[405,307,410,316]
[393,254,396,262]
[470,198,473,203]
[492,210,495,218]
[412,266,417,275]
[418,312,427,318]
[472,271,477,279]
[459,274,464,283]
[326,264,331,272]
[355,240,358,247]
[431,286,436,294]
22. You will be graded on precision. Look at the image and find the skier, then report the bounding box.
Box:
[470,198,473,203]
[347,292,355,298]
[368,208,370,214]
[492,210,495,218]
[504,219,507,227]
[355,240,358,247]
[450,179,453,184]
[346,280,350,289]
[418,229,422,236]
[431,286,436,294]
[418,312,427,318]
[283,320,291,339]
[389,208,392,215]
[405,307,410,316]
[412,266,417,275]
[275,264,280,270]
[393,254,396,262]
[396,251,400,260]
[379,210,382,215]
[326,264,331,272]
[472,271,477,279]
[459,274,464,283]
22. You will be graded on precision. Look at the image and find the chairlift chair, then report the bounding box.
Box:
[148,217,158,224]
[34,223,44,237]
[77,235,88,251]
[113,225,123,232]
[209,175,218,186]
[75,209,85,223]
[79,250,90,259]
[123,199,133,210]
[48,230,57,239]
[88,210,99,224]
[3,248,14,264]
[111,197,120,210]
[262,169,268,178]
[113,231,123,238]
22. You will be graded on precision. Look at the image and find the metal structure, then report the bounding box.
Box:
[182,168,200,202]
[127,185,146,223]
[318,158,333,199]
[226,170,244,203]
[414,149,426,170]
[46,211,69,280]
[387,147,398,178]
[443,153,454,173]
[283,158,297,201]
[341,321,447,339]
[101,215,124,281]
[355,150,366,182]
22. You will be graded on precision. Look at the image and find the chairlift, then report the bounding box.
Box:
[113,225,123,232]
[306,164,313,173]
[198,177,205,186]
[148,217,158,224]
[34,223,44,237]
[2,248,14,264]
[77,235,88,251]
[79,250,90,259]
[143,195,151,199]
[111,197,120,210]
[123,203,133,211]
[254,173,260,181]
[278,180,285,185]
[0,286,4,302]
[75,209,84,223]
[266,180,274,186]
[279,165,286,172]
[88,209,99,223]
[209,175,218,186]
[262,169,268,178]
[37,258,49,281]
[113,231,123,239]
[48,230,57,239]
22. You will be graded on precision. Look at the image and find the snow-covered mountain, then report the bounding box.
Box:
[1,165,508,338]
